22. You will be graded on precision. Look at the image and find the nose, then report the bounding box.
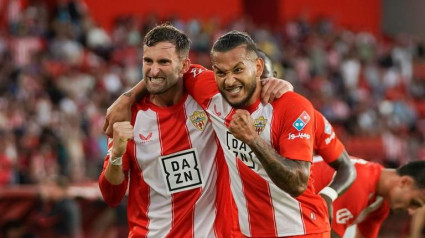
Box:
[223,74,237,87]
[149,63,160,76]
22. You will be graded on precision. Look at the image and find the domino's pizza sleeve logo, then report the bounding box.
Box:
[292,111,311,131]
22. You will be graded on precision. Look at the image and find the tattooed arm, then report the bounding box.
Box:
[229,109,310,197]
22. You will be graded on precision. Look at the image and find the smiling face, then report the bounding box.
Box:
[143,41,188,95]
[211,45,263,108]
[388,176,425,214]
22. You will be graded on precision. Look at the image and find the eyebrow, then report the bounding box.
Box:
[213,62,245,72]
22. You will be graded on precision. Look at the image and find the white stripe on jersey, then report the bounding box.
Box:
[207,96,306,236]
[134,109,173,238]
[184,96,218,238]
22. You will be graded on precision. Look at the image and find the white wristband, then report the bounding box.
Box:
[108,150,123,166]
[319,187,338,202]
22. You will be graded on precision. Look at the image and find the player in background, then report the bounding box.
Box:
[313,157,425,238]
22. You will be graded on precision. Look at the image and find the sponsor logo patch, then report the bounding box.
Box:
[292,111,310,131]
[226,131,255,169]
[190,111,207,131]
[336,208,354,224]
[288,132,311,140]
[324,118,332,135]
[160,148,204,194]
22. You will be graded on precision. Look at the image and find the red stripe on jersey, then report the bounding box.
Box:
[157,106,200,238]
[213,147,233,238]
[127,140,151,238]
[237,160,277,237]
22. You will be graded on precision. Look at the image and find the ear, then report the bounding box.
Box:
[400,176,414,188]
[273,70,278,77]
[256,57,264,78]
[180,58,191,74]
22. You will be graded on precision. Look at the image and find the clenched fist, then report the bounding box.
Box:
[111,121,134,157]
[228,109,259,146]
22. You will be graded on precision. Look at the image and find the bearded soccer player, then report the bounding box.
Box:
[98,24,234,237]
[313,158,425,238]
[257,49,356,222]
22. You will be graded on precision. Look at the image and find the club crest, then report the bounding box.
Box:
[254,116,268,135]
[190,111,207,130]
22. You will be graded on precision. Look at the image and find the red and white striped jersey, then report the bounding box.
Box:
[312,156,389,238]
[99,93,232,238]
[185,65,330,237]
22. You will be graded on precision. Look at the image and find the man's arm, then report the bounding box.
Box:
[229,109,309,197]
[103,80,147,137]
[99,122,133,206]
[320,150,357,221]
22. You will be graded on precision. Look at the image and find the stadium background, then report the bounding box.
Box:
[0,0,424,237]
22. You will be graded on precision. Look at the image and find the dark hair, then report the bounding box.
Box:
[257,49,274,78]
[211,31,259,57]
[397,161,425,189]
[144,23,191,58]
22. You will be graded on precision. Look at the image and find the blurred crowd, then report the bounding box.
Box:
[0,0,425,189]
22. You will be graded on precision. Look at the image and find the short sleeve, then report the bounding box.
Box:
[314,110,345,163]
[275,92,315,162]
[183,64,218,109]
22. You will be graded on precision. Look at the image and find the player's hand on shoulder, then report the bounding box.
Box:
[261,77,294,103]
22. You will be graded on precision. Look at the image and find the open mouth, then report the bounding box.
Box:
[148,77,165,84]
[225,86,243,95]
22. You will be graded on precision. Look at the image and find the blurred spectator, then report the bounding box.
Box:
[33,176,82,238]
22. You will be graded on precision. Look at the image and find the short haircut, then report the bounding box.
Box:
[397,161,425,189]
[144,23,191,58]
[257,48,273,78]
[211,31,259,57]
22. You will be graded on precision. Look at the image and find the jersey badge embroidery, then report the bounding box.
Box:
[190,111,207,131]
[292,111,310,131]
[254,116,267,135]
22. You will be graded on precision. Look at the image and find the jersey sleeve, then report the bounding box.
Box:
[183,64,218,109]
[275,92,315,162]
[98,137,130,207]
[314,110,345,163]
[356,201,390,238]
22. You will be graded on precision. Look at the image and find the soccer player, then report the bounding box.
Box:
[98,24,233,237]
[257,49,356,222]
[313,157,425,238]
[98,25,289,237]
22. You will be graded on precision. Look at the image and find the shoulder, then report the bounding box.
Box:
[271,92,314,116]
[274,92,313,107]
[185,64,214,79]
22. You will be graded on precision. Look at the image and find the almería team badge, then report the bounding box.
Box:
[254,116,268,135]
[190,111,207,130]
